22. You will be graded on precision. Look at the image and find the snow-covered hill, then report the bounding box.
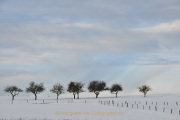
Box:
[0,95,180,120]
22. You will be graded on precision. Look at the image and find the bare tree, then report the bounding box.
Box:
[88,80,107,98]
[26,82,45,100]
[110,84,123,97]
[138,85,152,97]
[67,82,77,99]
[75,82,84,99]
[50,83,64,102]
[4,86,23,100]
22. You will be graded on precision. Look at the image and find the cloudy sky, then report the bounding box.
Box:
[0,0,180,97]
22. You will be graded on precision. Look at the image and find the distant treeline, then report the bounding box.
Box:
[4,81,151,101]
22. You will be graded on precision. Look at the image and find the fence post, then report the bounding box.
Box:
[163,107,165,112]
[171,109,172,114]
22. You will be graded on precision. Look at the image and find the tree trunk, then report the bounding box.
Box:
[35,94,37,100]
[12,95,15,100]
[96,94,98,98]
[77,93,79,99]
[144,93,146,98]
[73,94,76,99]
[57,95,59,100]
[57,95,59,103]
[116,93,117,98]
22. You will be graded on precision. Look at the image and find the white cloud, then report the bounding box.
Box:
[135,20,180,33]
[0,0,180,96]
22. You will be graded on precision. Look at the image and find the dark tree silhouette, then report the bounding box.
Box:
[67,82,84,99]
[67,82,77,99]
[75,82,84,99]
[110,84,123,97]
[4,86,23,100]
[50,83,64,102]
[88,80,107,98]
[26,82,45,100]
[138,85,152,97]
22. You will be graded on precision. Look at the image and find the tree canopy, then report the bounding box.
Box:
[88,80,107,98]
[4,86,23,100]
[26,82,45,100]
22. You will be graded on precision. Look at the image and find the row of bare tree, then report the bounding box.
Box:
[4,80,151,101]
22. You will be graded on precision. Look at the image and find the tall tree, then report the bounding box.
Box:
[138,85,152,97]
[50,83,64,102]
[67,82,77,99]
[88,80,107,98]
[110,84,123,97]
[26,82,45,100]
[4,86,23,100]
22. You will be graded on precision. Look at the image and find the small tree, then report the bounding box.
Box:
[75,82,84,99]
[88,80,107,98]
[110,84,123,97]
[50,83,64,102]
[138,85,152,97]
[67,82,77,99]
[26,82,45,100]
[4,86,23,100]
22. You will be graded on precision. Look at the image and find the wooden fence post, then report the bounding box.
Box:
[163,107,165,112]
[155,106,157,111]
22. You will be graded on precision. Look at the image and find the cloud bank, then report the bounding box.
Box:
[0,0,180,97]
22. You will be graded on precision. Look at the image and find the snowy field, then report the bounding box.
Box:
[0,95,180,120]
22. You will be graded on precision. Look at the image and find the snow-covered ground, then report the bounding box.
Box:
[0,95,180,120]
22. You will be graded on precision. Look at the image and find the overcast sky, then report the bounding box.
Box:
[0,0,180,98]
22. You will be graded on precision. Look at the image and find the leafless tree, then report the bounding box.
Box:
[50,83,64,102]
[88,80,107,98]
[138,85,152,97]
[110,84,123,97]
[26,82,45,100]
[4,86,23,100]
